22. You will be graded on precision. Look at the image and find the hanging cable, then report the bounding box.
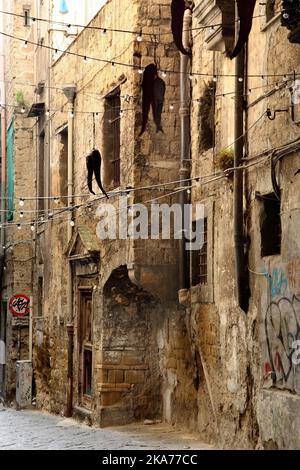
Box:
[0,29,298,80]
[0,8,286,37]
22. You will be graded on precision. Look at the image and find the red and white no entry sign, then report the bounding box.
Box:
[8,294,30,317]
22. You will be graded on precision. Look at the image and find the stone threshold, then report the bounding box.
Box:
[73,405,92,419]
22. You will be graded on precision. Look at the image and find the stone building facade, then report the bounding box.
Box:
[0,0,36,402]
[30,0,193,429]
[183,0,300,449]
[1,0,300,450]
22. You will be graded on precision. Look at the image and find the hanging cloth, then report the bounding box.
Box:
[139,64,166,136]
[153,77,166,133]
[86,150,109,199]
[230,0,257,59]
[59,0,69,14]
[171,0,191,56]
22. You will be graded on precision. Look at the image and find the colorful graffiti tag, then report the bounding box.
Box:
[263,267,288,299]
[263,259,300,393]
[264,295,300,388]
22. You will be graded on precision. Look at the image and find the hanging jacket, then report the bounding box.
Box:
[230,0,257,59]
[86,149,109,199]
[139,64,166,136]
[153,77,166,133]
[139,64,157,136]
[171,0,191,56]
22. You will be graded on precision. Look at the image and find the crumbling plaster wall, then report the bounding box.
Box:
[1,0,36,402]
[34,0,197,430]
[189,1,300,449]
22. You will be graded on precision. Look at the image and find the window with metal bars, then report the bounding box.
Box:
[191,218,208,286]
[260,193,281,257]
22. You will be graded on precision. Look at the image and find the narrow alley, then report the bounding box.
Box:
[0,406,213,451]
[0,0,299,452]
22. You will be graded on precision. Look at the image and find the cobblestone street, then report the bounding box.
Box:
[0,407,213,450]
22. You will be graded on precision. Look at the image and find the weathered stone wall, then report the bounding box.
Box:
[7,0,298,448]
[33,0,197,429]
[189,0,300,449]
[1,0,36,402]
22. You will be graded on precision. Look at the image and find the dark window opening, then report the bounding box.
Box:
[103,89,121,189]
[38,131,45,213]
[191,218,208,286]
[198,82,215,152]
[58,127,68,198]
[24,9,31,27]
[261,193,281,257]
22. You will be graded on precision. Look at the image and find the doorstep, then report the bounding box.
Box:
[73,405,92,425]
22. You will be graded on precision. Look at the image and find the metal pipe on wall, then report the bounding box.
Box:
[233,47,249,312]
[179,8,192,291]
[64,86,76,417]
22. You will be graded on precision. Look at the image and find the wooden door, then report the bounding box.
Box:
[78,290,93,408]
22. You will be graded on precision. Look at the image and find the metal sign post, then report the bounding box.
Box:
[8,294,33,408]
[29,296,33,362]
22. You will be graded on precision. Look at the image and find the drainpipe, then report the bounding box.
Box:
[63,85,76,417]
[233,44,249,312]
[179,9,192,291]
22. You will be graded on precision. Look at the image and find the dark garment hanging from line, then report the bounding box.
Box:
[171,0,191,56]
[230,0,257,59]
[139,64,166,136]
[86,149,109,199]
[139,64,157,136]
[153,77,166,133]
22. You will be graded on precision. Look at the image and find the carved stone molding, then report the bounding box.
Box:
[193,0,235,53]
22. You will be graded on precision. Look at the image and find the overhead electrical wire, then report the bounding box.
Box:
[0,146,274,233]
[0,101,135,116]
[0,106,291,209]
[0,9,285,37]
[0,29,298,80]
[1,75,293,111]
[0,10,297,231]
[0,109,280,232]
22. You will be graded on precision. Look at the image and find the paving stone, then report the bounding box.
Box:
[0,408,213,450]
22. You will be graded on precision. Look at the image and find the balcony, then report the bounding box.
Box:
[193,0,235,54]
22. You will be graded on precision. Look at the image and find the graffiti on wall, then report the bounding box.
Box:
[263,258,300,393]
[263,267,288,299]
